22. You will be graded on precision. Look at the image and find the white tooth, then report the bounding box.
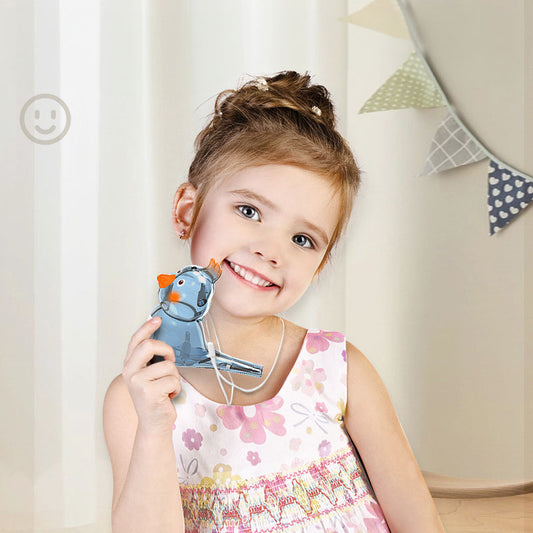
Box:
[231,263,272,286]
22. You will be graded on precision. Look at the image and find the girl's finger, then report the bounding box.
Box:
[123,338,175,374]
[135,359,179,382]
[129,374,181,401]
[124,316,162,365]
[152,375,181,398]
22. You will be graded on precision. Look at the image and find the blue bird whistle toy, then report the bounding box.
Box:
[148,259,263,378]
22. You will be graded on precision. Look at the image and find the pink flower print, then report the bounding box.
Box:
[246,451,261,466]
[216,396,286,444]
[290,457,303,469]
[289,438,302,451]
[306,330,344,354]
[182,428,203,450]
[194,403,206,417]
[363,500,389,531]
[291,359,326,396]
[318,439,331,457]
[315,402,327,413]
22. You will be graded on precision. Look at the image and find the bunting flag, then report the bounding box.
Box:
[419,112,487,176]
[487,161,533,235]
[359,51,446,113]
[352,0,533,234]
[343,0,410,39]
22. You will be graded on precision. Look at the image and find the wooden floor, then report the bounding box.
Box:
[433,493,533,533]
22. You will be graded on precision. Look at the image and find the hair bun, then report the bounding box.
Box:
[214,70,337,129]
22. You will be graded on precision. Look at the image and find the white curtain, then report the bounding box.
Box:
[1,0,531,531]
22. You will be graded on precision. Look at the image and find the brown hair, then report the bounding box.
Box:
[187,70,361,272]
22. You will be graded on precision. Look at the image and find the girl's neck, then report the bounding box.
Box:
[204,304,280,354]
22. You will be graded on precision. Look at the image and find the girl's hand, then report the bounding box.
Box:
[122,316,181,435]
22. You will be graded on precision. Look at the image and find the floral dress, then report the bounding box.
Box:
[172,329,390,532]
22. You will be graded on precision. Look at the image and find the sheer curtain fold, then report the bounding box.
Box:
[2,1,348,531]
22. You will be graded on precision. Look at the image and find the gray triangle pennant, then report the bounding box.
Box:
[420,113,487,176]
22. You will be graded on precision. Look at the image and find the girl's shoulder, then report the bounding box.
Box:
[283,319,347,345]
[283,319,348,372]
[288,320,347,354]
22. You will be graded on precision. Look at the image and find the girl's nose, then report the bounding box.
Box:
[252,239,282,266]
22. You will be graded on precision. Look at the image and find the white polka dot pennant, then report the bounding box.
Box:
[487,161,533,235]
[359,51,445,113]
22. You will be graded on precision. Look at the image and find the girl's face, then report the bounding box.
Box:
[187,164,341,320]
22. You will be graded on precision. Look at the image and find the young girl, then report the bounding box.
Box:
[103,71,445,532]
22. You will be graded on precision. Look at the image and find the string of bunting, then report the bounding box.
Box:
[345,0,533,235]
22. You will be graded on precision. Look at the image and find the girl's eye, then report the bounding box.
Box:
[237,205,260,221]
[292,234,314,249]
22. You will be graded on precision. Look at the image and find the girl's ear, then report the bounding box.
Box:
[172,183,197,238]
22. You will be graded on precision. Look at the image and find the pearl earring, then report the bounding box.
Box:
[179,229,186,239]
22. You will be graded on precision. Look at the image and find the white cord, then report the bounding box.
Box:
[202,318,234,405]
[208,314,236,391]
[210,316,285,394]
[206,341,233,405]
[202,315,285,405]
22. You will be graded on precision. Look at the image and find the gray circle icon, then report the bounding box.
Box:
[20,94,71,144]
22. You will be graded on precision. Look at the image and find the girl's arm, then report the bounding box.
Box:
[344,342,445,533]
[103,317,184,533]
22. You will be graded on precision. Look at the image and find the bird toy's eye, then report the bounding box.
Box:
[177,279,185,286]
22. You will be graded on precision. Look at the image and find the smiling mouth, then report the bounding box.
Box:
[35,125,56,134]
[225,260,277,288]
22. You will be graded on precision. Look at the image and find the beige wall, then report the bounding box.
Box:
[346,0,531,480]
[525,0,533,488]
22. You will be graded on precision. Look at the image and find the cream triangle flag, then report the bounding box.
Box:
[359,51,446,113]
[343,0,409,39]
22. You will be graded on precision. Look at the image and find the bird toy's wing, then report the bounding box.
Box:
[150,346,263,377]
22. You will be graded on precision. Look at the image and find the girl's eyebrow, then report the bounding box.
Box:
[230,189,276,210]
[229,189,330,246]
